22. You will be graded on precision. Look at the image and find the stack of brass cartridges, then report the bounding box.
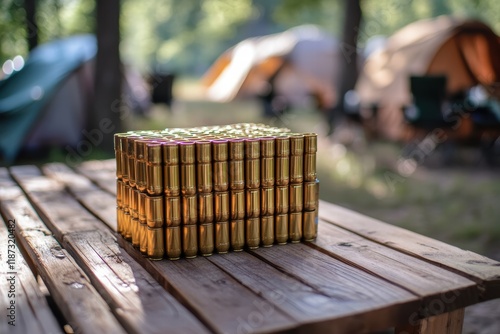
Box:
[114,123,319,260]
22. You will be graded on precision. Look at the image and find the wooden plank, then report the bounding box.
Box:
[395,308,464,334]
[64,230,210,334]
[248,243,419,333]
[76,159,116,195]
[7,166,210,333]
[9,165,108,240]
[42,163,117,231]
[0,216,62,334]
[0,169,126,334]
[119,238,297,334]
[309,221,478,312]
[319,200,500,300]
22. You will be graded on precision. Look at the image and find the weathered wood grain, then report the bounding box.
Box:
[119,238,297,334]
[310,221,478,311]
[0,169,126,334]
[249,243,419,333]
[76,159,116,195]
[42,163,116,231]
[0,216,62,334]
[319,200,500,300]
[9,165,106,240]
[395,308,464,334]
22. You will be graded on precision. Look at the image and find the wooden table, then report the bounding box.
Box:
[0,160,499,334]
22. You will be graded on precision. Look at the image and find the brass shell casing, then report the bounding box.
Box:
[289,134,304,156]
[275,185,289,214]
[147,227,164,260]
[195,140,212,164]
[245,159,260,189]
[303,181,317,211]
[139,222,147,255]
[116,179,123,209]
[130,188,140,219]
[289,212,302,243]
[229,138,244,160]
[275,156,289,186]
[165,226,181,260]
[230,190,245,220]
[199,223,214,256]
[198,192,214,224]
[215,221,230,253]
[116,207,122,235]
[146,143,163,195]
[131,217,140,248]
[213,161,228,192]
[138,192,147,224]
[214,191,229,222]
[246,217,260,249]
[127,136,141,188]
[229,160,244,190]
[162,142,179,165]
[212,139,228,162]
[119,136,129,183]
[182,195,198,225]
[124,212,132,241]
[114,133,128,178]
[181,164,196,196]
[164,164,180,197]
[304,153,317,182]
[289,183,303,213]
[146,195,164,228]
[179,141,196,164]
[275,136,289,157]
[275,213,288,245]
[134,140,148,192]
[289,155,303,184]
[303,210,317,241]
[261,215,274,247]
[230,219,245,251]
[182,225,198,258]
[260,137,275,157]
[261,157,275,187]
[244,138,260,159]
[197,163,213,193]
[165,196,181,227]
[245,189,260,218]
[304,133,317,154]
[261,187,274,216]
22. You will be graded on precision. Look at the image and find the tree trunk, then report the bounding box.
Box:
[25,0,38,51]
[328,0,362,131]
[93,0,123,153]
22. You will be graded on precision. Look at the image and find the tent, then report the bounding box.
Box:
[0,34,150,164]
[202,25,339,111]
[355,16,500,140]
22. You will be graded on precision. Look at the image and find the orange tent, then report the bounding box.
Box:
[355,16,500,140]
[202,25,339,110]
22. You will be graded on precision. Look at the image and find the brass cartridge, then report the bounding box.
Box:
[212,139,228,161]
[146,195,164,228]
[246,217,260,249]
[139,222,147,255]
[289,134,304,156]
[230,190,245,220]
[195,140,212,163]
[230,219,244,251]
[261,157,274,188]
[260,136,275,157]
[198,192,214,224]
[275,185,289,214]
[275,135,290,157]
[303,181,316,211]
[165,196,181,227]
[290,155,304,184]
[199,223,214,256]
[131,216,140,248]
[215,221,230,253]
[289,212,302,243]
[304,153,317,182]
[213,161,228,192]
[119,135,129,183]
[182,194,198,225]
[244,138,260,159]
[229,160,244,190]
[127,135,141,188]
[303,210,317,241]
[245,189,260,218]
[165,226,181,260]
[183,224,198,258]
[146,142,163,195]
[114,133,129,179]
[138,192,147,224]
[289,183,303,213]
[147,227,164,260]
[304,133,317,154]
[162,142,180,196]
[197,162,213,193]
[214,191,229,222]
[261,215,274,247]
[275,156,289,186]
[261,187,274,216]
[245,158,260,189]
[275,213,288,245]
[229,138,244,160]
[134,140,148,192]
[180,141,196,195]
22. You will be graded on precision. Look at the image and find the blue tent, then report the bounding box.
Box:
[0,34,97,163]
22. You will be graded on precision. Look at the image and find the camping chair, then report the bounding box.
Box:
[403,75,448,129]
